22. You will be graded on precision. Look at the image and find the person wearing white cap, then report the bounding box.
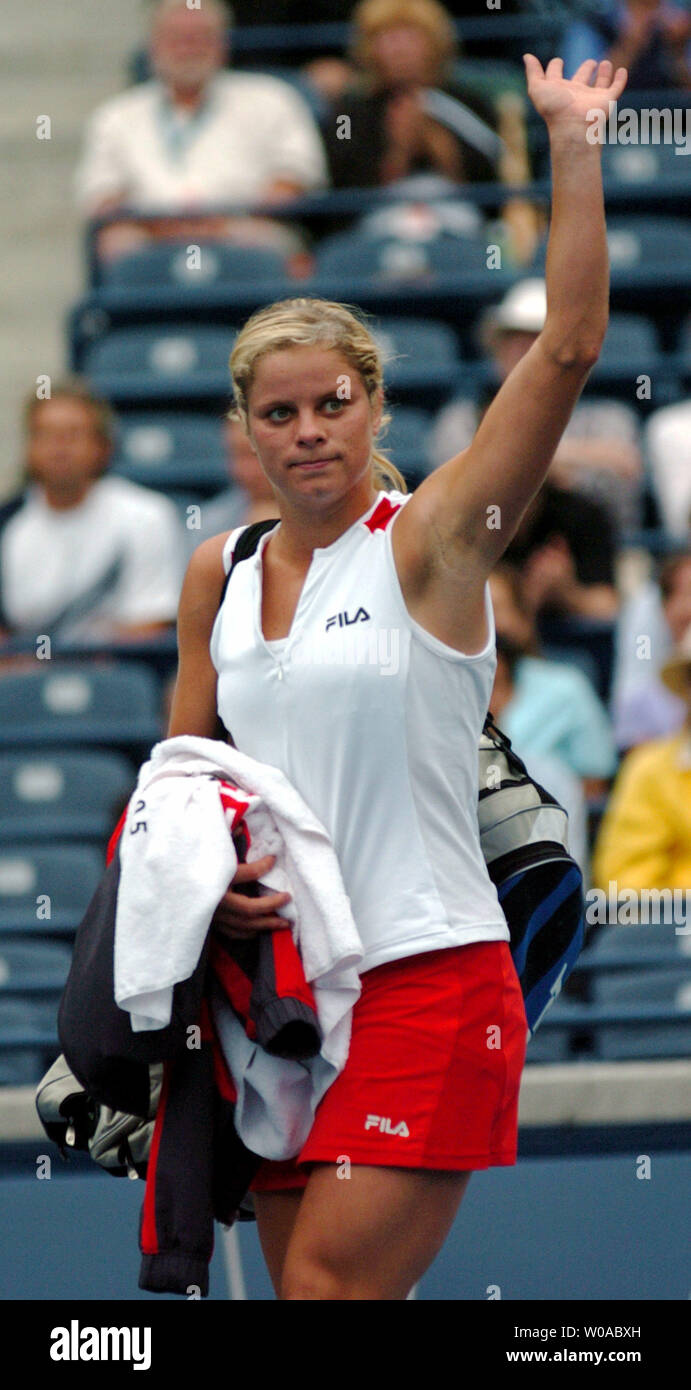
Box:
[592,624,691,894]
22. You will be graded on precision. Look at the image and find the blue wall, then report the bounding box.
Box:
[0,1142,687,1301]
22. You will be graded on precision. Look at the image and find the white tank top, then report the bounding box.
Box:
[210,491,509,973]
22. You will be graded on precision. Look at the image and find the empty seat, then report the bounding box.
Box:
[0,662,162,751]
[315,229,492,283]
[592,313,663,378]
[588,922,691,960]
[0,938,73,993]
[0,751,134,843]
[601,138,690,190]
[99,241,288,291]
[112,411,227,492]
[380,407,434,476]
[593,967,691,1060]
[0,997,60,1084]
[0,845,103,934]
[84,326,236,404]
[371,318,461,398]
[532,216,691,282]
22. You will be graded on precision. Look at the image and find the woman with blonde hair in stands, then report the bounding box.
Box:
[169,54,628,1300]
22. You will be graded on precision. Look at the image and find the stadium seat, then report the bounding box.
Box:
[601,137,690,190]
[532,215,691,283]
[112,411,228,492]
[0,844,103,935]
[587,922,691,959]
[314,229,493,284]
[0,751,134,844]
[370,318,462,399]
[0,938,73,994]
[592,968,691,1060]
[83,326,235,404]
[0,998,60,1084]
[591,312,664,381]
[98,241,289,291]
[0,663,162,752]
[380,407,435,482]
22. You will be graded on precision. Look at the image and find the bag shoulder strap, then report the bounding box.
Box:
[218,518,280,610]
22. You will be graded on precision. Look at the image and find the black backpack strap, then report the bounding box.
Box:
[218,518,280,610]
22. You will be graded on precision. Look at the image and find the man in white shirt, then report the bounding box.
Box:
[75,0,329,263]
[0,383,184,644]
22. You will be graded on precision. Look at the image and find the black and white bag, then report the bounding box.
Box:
[479,713,584,1036]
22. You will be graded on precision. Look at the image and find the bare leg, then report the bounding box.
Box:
[253,1188,305,1296]
[279,1164,472,1301]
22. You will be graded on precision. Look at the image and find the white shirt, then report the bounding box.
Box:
[210,491,509,975]
[1,475,184,638]
[644,401,691,540]
[75,72,329,214]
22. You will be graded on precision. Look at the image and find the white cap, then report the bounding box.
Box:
[492,278,547,335]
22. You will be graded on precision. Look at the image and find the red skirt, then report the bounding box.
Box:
[249,939,527,1192]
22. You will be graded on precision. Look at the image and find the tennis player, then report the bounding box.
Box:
[168,55,628,1300]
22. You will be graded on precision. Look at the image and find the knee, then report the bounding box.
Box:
[280,1255,390,1302]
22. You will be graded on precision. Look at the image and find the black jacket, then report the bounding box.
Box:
[58,825,321,1297]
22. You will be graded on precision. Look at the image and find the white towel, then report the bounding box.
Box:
[114,736,363,1158]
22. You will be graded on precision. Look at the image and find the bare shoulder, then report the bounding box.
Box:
[178,532,233,641]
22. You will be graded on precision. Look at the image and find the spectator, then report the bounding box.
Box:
[0,382,184,645]
[188,416,279,551]
[564,0,691,90]
[322,0,499,187]
[430,278,645,537]
[76,0,328,265]
[489,566,618,794]
[592,624,691,893]
[318,0,540,263]
[644,398,691,542]
[612,549,691,748]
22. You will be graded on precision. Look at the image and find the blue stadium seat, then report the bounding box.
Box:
[601,138,690,190]
[370,318,462,399]
[83,326,235,404]
[380,406,434,480]
[99,241,289,291]
[0,751,134,844]
[588,923,691,959]
[0,938,73,994]
[592,312,664,381]
[0,998,60,1084]
[0,845,103,934]
[532,216,691,284]
[314,230,492,283]
[0,663,162,752]
[112,411,228,492]
[592,968,691,1060]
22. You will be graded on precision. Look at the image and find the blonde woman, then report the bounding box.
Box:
[169,55,628,1301]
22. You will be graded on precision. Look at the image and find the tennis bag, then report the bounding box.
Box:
[479,713,584,1036]
[230,522,585,1038]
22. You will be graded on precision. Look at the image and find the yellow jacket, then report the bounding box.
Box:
[591,732,691,892]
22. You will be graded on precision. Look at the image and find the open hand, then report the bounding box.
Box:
[523,55,628,130]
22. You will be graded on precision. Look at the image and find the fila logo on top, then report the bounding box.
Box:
[364,1115,410,1137]
[325,607,370,631]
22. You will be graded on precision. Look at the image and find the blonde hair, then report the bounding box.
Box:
[351,0,457,79]
[229,297,408,494]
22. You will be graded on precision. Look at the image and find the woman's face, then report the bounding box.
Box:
[368,24,438,87]
[245,345,381,512]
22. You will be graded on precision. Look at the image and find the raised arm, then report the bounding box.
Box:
[394,56,628,650]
